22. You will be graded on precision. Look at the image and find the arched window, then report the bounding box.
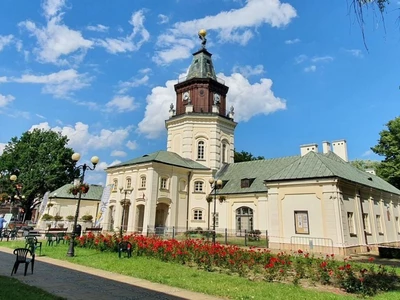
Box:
[140,176,146,189]
[112,179,118,191]
[222,143,227,163]
[197,141,205,160]
[194,181,204,192]
[236,206,253,235]
[126,178,132,189]
[179,180,187,192]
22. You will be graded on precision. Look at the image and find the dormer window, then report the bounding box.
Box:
[241,178,255,188]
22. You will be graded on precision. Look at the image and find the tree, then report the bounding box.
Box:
[234,150,264,163]
[350,159,381,172]
[0,129,78,220]
[371,117,400,189]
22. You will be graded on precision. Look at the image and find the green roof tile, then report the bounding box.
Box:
[216,151,400,195]
[50,184,104,201]
[107,150,210,170]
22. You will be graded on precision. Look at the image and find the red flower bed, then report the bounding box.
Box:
[75,233,398,296]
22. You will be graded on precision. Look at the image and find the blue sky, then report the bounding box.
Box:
[0,0,399,184]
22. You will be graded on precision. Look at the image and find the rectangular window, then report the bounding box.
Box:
[376,215,383,235]
[112,179,118,191]
[126,178,132,189]
[194,181,203,192]
[160,178,167,190]
[294,211,309,235]
[194,210,203,220]
[347,212,356,236]
[396,216,400,233]
[363,213,371,234]
[140,176,146,188]
[212,212,219,227]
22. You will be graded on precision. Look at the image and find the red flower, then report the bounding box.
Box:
[298,249,303,254]
[368,257,375,262]
[320,261,327,268]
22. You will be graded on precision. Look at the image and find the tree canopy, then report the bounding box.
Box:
[371,117,400,189]
[234,150,264,163]
[0,129,78,220]
[350,159,381,172]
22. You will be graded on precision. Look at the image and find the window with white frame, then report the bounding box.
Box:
[376,214,383,234]
[194,181,204,192]
[112,179,118,191]
[212,212,219,227]
[160,177,168,190]
[140,176,146,189]
[193,209,203,220]
[197,141,205,160]
[126,178,132,189]
[347,212,356,236]
[363,213,371,234]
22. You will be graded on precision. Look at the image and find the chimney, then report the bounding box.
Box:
[300,143,318,156]
[322,141,331,154]
[331,139,348,162]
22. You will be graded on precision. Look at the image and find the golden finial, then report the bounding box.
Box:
[198,29,207,37]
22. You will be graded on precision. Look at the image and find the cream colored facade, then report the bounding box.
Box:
[102,42,400,255]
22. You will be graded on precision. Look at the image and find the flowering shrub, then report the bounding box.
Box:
[76,233,399,296]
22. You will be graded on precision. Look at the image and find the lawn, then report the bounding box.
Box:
[1,239,399,300]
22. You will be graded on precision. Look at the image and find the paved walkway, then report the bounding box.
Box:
[0,247,224,300]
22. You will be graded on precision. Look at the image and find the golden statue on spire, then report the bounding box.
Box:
[198,29,207,48]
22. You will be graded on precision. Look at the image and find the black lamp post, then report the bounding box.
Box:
[119,187,133,238]
[67,153,99,257]
[208,177,222,245]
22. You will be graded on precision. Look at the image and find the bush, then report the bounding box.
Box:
[54,215,63,221]
[41,214,53,221]
[81,214,93,222]
[66,215,74,222]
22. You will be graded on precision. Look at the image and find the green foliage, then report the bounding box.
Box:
[350,159,381,172]
[0,129,78,220]
[41,214,53,221]
[234,150,264,163]
[66,215,74,221]
[371,117,400,189]
[81,214,93,222]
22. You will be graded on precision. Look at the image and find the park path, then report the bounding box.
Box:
[0,246,224,300]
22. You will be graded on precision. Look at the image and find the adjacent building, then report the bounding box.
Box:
[102,31,400,254]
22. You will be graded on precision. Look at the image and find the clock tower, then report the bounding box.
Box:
[165,30,237,171]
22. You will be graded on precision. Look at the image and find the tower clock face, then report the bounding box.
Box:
[183,91,190,101]
[199,89,205,97]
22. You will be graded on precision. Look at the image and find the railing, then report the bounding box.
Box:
[177,75,225,85]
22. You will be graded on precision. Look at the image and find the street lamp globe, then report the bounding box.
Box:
[91,156,99,165]
[216,179,223,187]
[10,174,17,182]
[209,177,215,184]
[71,152,81,162]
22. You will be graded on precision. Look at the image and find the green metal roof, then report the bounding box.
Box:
[186,48,217,81]
[107,150,210,170]
[216,156,300,194]
[216,151,400,195]
[50,184,104,201]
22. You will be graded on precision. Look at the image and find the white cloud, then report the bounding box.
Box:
[311,56,333,63]
[295,54,307,64]
[344,49,363,58]
[11,69,91,98]
[154,0,297,64]
[0,143,5,155]
[0,35,14,51]
[0,77,7,83]
[0,94,15,108]
[362,149,373,157]
[304,65,316,72]
[118,75,149,94]
[96,10,150,54]
[86,24,109,32]
[105,95,138,113]
[111,150,127,157]
[29,122,132,154]
[158,14,169,24]
[126,140,138,150]
[285,38,300,44]
[138,72,286,138]
[19,0,93,65]
[232,64,264,77]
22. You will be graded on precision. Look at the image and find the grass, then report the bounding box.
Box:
[1,240,400,300]
[0,276,64,300]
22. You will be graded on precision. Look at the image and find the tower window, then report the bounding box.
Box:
[197,141,205,160]
[222,143,227,163]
